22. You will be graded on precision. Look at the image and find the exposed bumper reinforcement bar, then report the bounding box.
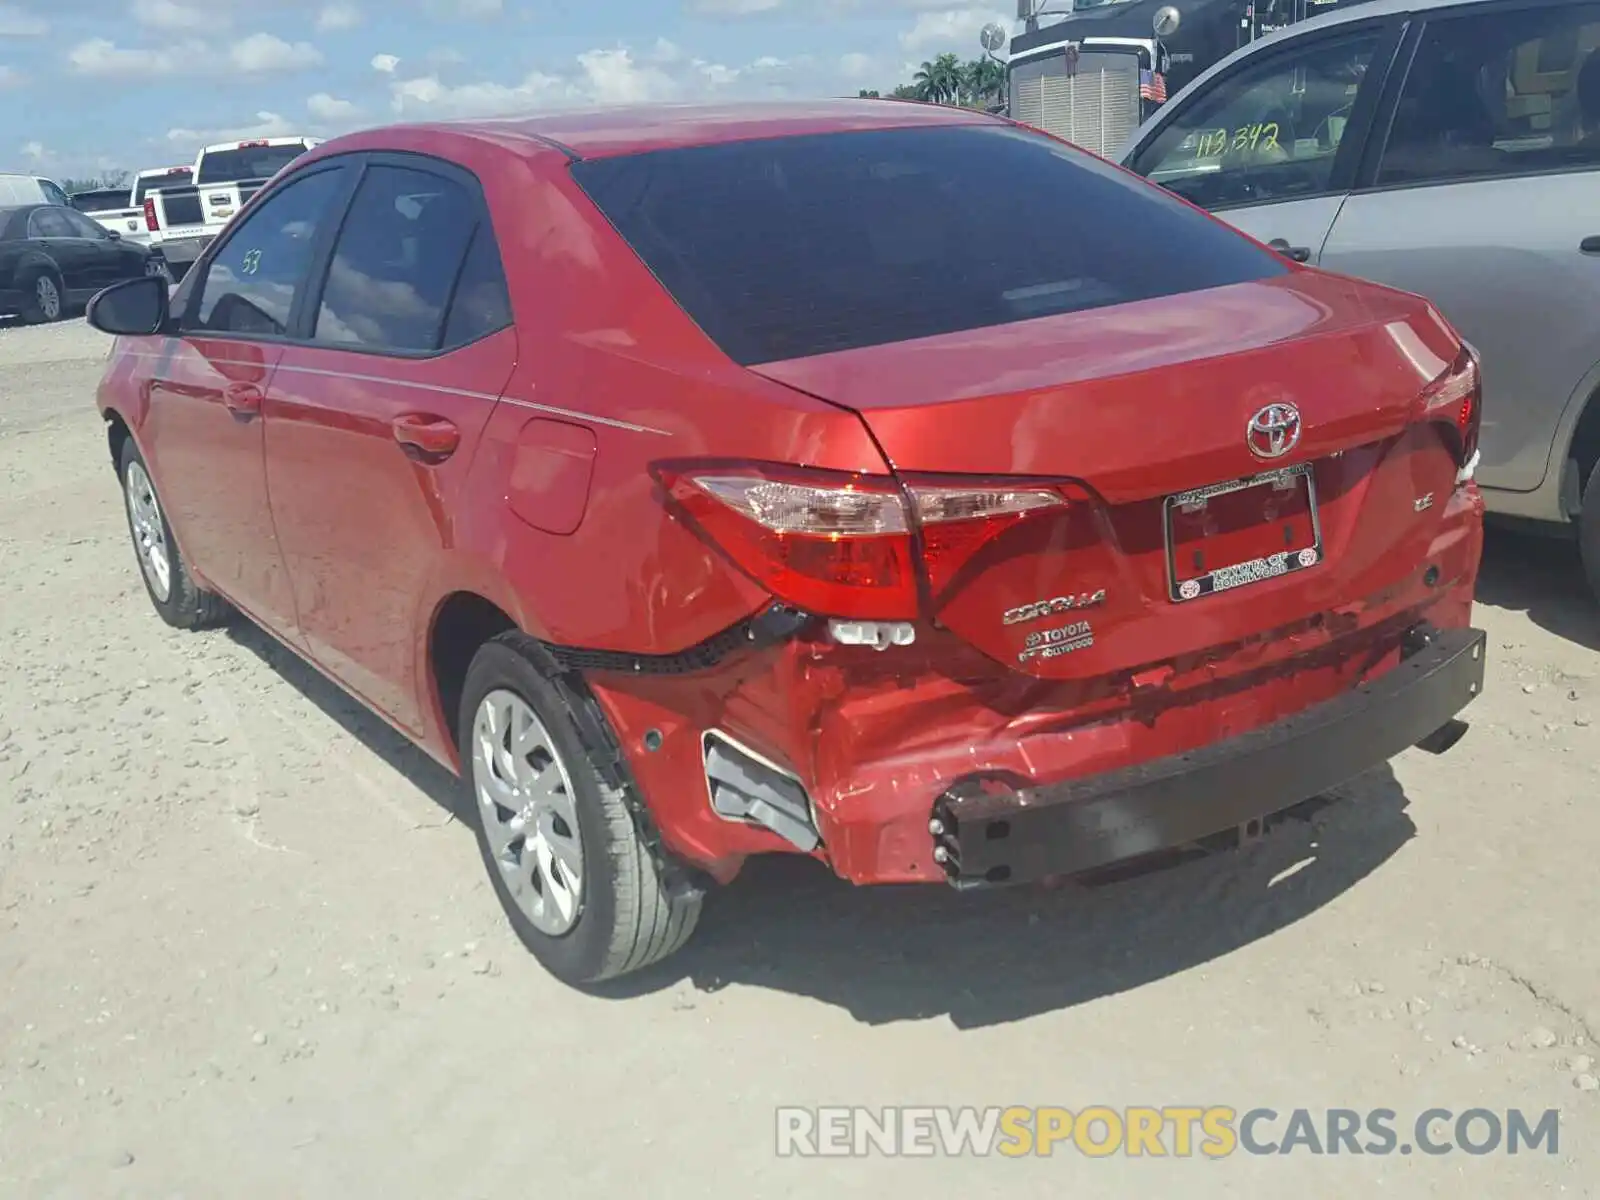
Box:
[930,625,1487,889]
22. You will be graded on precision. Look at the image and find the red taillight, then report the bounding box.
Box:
[655,462,1073,619]
[907,481,1071,599]
[1421,344,1481,470]
[143,197,158,232]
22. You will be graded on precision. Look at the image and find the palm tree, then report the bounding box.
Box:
[963,57,1006,108]
[912,53,965,104]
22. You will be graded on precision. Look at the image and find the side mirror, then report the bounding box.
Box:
[106,228,122,240]
[86,275,170,337]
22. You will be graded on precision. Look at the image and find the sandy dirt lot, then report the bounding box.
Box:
[1,318,1597,1198]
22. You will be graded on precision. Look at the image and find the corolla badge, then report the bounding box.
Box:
[1246,402,1302,460]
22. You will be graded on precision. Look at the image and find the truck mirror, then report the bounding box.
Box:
[1154,5,1181,36]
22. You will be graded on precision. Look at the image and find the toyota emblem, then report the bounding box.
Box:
[1246,402,1302,460]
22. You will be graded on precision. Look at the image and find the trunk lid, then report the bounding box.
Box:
[748,272,1468,679]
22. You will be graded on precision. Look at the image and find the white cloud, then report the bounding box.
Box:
[230,32,323,73]
[68,37,197,77]
[307,91,360,120]
[167,110,299,145]
[385,42,784,119]
[315,2,360,30]
[22,139,45,163]
[68,31,321,78]
[390,70,565,119]
[0,4,46,36]
[0,64,21,87]
[371,52,400,73]
[131,0,211,31]
[900,8,1012,54]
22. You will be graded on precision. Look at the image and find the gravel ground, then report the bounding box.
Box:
[1,318,1597,1198]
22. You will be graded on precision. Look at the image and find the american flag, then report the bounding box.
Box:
[1139,68,1168,103]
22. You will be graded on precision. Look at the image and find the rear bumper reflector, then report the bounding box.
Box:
[704,731,820,852]
[930,624,1487,889]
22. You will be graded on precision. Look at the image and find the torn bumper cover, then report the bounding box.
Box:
[931,625,1487,888]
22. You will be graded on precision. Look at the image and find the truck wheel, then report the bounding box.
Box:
[118,438,232,630]
[458,633,702,986]
[1582,458,1600,605]
[21,270,63,324]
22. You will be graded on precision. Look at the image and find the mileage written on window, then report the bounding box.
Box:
[1180,122,1286,159]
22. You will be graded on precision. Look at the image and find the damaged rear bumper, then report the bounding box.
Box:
[930,625,1487,889]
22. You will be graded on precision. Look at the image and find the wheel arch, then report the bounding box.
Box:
[426,589,520,765]
[1568,386,1600,511]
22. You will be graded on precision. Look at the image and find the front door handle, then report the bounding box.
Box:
[1580,236,1600,254]
[1267,238,1312,263]
[392,413,460,460]
[223,382,262,415]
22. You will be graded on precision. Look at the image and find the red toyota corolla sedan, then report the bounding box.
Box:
[86,100,1487,985]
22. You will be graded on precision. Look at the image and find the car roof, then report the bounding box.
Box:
[408,98,1003,160]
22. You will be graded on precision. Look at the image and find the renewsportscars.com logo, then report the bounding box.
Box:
[776,1106,1561,1159]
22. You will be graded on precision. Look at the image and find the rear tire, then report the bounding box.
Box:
[458,633,702,986]
[21,270,63,324]
[1581,458,1600,605]
[117,437,232,630]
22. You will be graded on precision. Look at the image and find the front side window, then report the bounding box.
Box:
[571,124,1286,365]
[190,167,348,338]
[1131,30,1382,209]
[39,180,68,206]
[312,164,480,353]
[1377,3,1600,186]
[63,208,110,239]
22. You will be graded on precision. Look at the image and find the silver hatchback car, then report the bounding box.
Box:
[1119,0,1600,601]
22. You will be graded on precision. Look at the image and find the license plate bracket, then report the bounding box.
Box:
[1164,463,1323,603]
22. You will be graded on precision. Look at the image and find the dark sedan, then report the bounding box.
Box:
[0,203,161,324]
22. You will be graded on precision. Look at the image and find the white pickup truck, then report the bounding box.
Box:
[71,167,191,248]
[141,136,321,279]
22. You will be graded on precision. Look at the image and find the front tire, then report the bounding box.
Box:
[458,634,702,985]
[118,437,231,630]
[1582,458,1600,605]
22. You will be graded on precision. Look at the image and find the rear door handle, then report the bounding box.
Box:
[392,413,460,460]
[1267,238,1312,263]
[1580,236,1600,254]
[223,382,262,415]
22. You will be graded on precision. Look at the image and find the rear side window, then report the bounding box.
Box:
[312,164,483,353]
[440,224,512,349]
[569,124,1286,365]
[1377,2,1600,186]
[28,208,74,238]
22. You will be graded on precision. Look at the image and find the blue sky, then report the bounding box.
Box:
[1,0,1019,179]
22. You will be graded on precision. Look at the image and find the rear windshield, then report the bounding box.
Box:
[133,171,190,204]
[71,190,129,213]
[196,144,309,185]
[569,123,1287,365]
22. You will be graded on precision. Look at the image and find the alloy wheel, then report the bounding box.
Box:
[471,689,585,937]
[35,275,60,320]
[124,460,172,602]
